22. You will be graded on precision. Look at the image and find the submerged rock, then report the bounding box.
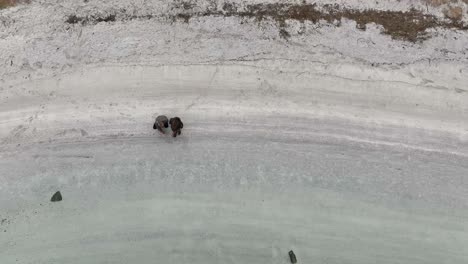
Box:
[289,250,297,263]
[50,191,62,202]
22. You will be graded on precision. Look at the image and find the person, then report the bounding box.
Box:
[169,117,183,137]
[153,115,169,134]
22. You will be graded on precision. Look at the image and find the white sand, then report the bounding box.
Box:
[1,1,467,263]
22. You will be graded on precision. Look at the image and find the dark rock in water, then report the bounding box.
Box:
[51,191,62,202]
[289,250,297,263]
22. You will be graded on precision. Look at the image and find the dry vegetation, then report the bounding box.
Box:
[444,6,464,20]
[169,2,468,41]
[3,0,465,42]
[63,1,467,42]
[424,0,468,6]
[0,0,29,9]
[426,0,456,6]
[423,0,467,20]
[0,0,15,9]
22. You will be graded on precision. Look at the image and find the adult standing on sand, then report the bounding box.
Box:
[153,115,169,134]
[169,117,183,137]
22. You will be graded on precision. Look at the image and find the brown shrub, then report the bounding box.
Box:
[0,0,30,9]
[444,6,464,20]
[0,0,15,9]
[425,0,456,7]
